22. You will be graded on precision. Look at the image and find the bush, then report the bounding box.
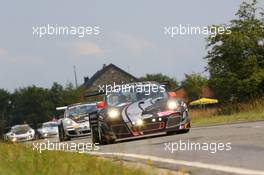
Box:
[216,97,264,115]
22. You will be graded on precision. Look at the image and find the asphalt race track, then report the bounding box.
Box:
[40,121,264,175]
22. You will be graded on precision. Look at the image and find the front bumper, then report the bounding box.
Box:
[42,132,58,138]
[107,112,190,138]
[138,114,190,134]
[9,135,34,142]
[65,127,91,137]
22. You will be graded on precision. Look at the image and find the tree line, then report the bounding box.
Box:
[0,83,85,135]
[206,0,264,101]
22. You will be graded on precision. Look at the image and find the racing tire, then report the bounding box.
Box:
[91,121,108,145]
[90,113,115,145]
[34,133,40,140]
[90,113,102,144]
[58,122,70,142]
[91,124,101,144]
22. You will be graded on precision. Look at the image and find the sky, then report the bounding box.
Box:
[0,0,263,91]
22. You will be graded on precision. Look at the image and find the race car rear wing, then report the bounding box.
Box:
[84,91,105,97]
[56,106,67,111]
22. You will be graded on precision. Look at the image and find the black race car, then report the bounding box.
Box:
[87,82,190,145]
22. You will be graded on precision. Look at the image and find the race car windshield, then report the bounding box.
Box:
[65,105,96,118]
[106,85,167,106]
[43,123,57,128]
[11,125,30,133]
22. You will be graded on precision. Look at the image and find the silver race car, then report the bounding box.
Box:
[38,121,58,138]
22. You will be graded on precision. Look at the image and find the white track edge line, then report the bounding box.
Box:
[88,152,264,175]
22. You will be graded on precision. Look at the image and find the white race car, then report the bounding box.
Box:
[5,124,35,142]
[57,103,97,141]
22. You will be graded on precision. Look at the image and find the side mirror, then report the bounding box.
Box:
[96,101,106,109]
[168,92,177,97]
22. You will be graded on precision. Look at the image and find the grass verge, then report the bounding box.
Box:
[190,97,264,126]
[0,143,153,175]
[191,109,264,126]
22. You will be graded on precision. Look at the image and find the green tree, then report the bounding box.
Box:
[11,86,53,128]
[205,0,264,101]
[49,82,64,117]
[1,82,89,129]
[49,82,85,117]
[62,82,85,106]
[140,73,178,90]
[0,89,11,118]
[0,89,11,138]
[181,73,208,101]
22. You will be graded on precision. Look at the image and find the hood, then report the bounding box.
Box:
[120,98,166,123]
[69,114,89,123]
[12,128,30,135]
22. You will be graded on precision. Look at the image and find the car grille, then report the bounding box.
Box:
[68,130,77,135]
[16,137,28,140]
[81,130,90,134]
[141,122,161,132]
[111,124,130,134]
[166,116,181,128]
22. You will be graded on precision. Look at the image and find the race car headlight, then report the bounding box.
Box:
[12,137,17,142]
[136,119,144,126]
[167,100,178,110]
[108,109,119,119]
[65,118,73,125]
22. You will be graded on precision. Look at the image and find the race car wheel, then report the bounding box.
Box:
[34,131,41,140]
[90,112,102,144]
[100,122,116,145]
[91,124,100,144]
[58,122,64,141]
[91,120,107,145]
[90,113,115,145]
[58,122,70,142]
